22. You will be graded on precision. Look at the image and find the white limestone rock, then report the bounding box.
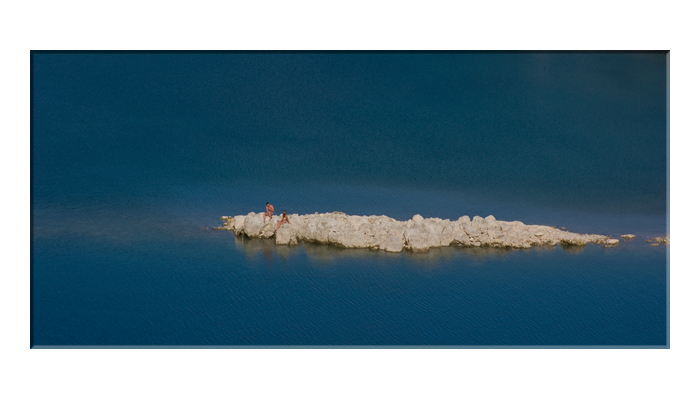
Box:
[404,225,432,252]
[243,212,265,238]
[331,229,372,248]
[379,235,404,253]
[231,215,245,234]
[453,225,472,246]
[457,215,471,224]
[275,224,297,245]
[219,211,620,253]
[653,235,669,245]
[261,217,278,238]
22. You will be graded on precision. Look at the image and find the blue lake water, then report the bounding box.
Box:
[31,52,668,347]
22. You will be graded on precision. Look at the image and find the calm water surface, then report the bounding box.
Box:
[31,52,668,346]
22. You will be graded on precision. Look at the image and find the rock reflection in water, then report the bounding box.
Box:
[561,243,586,254]
[225,230,567,267]
[232,234,292,266]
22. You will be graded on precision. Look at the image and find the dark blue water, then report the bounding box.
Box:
[31,52,668,347]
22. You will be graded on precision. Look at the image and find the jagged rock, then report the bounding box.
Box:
[621,234,636,239]
[653,236,670,245]
[453,224,471,246]
[219,211,624,253]
[404,225,432,252]
[261,220,277,238]
[457,215,471,224]
[561,232,593,246]
[232,215,246,234]
[275,224,295,245]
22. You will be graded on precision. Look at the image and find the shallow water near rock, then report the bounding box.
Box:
[31,52,668,347]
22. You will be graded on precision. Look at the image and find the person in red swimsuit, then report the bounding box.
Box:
[263,202,275,223]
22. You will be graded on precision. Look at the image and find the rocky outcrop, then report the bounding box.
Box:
[218,212,620,253]
[652,235,670,245]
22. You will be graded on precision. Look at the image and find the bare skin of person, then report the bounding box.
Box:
[263,202,274,223]
[275,211,290,232]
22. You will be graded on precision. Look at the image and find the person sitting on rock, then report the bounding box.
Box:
[263,202,275,223]
[275,210,290,232]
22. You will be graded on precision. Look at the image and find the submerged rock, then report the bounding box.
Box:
[219,212,622,253]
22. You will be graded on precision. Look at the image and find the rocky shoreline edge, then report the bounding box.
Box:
[212,212,658,253]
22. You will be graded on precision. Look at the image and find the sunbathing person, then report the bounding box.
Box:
[275,210,290,232]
